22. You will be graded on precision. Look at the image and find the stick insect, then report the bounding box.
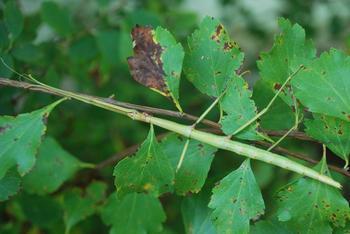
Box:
[0,61,341,189]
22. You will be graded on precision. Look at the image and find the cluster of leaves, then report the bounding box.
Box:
[0,1,350,233]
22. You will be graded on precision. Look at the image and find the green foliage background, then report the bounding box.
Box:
[0,0,350,233]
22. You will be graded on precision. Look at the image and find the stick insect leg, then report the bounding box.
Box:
[176,91,226,172]
[232,65,304,136]
[267,87,301,151]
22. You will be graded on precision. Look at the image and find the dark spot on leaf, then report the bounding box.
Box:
[198,143,204,149]
[232,198,237,203]
[215,71,222,75]
[321,71,326,75]
[42,113,49,125]
[224,42,233,51]
[211,25,223,44]
[177,135,184,141]
[127,26,169,95]
[308,191,312,195]
[274,83,282,90]
[284,58,288,63]
[314,204,319,208]
[338,129,343,135]
[0,125,11,134]
[14,137,19,142]
[216,25,223,36]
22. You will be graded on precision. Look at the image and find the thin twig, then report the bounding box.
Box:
[95,132,169,169]
[0,77,312,140]
[0,78,220,128]
[265,130,314,141]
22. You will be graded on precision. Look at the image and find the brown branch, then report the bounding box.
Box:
[95,132,169,169]
[0,78,314,140]
[0,78,220,127]
[264,130,315,142]
[3,77,347,176]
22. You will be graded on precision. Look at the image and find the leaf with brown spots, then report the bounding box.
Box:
[184,16,244,97]
[258,18,315,108]
[292,49,350,122]
[128,25,184,111]
[0,99,64,180]
[160,133,217,195]
[209,159,265,234]
[276,156,350,232]
[220,74,262,141]
[113,125,174,197]
[305,114,350,167]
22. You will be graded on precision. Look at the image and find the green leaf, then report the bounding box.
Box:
[125,9,162,32]
[250,219,293,234]
[252,80,295,130]
[63,181,107,233]
[23,137,92,195]
[4,1,24,40]
[41,1,73,36]
[276,157,350,233]
[334,221,350,234]
[11,43,42,63]
[292,49,350,122]
[160,134,216,195]
[69,35,98,63]
[154,26,185,110]
[0,53,14,78]
[305,114,350,167]
[19,193,63,228]
[208,159,265,234]
[257,18,315,106]
[101,192,166,234]
[96,30,120,67]
[0,169,21,201]
[184,16,244,97]
[181,194,216,234]
[113,125,174,197]
[220,75,261,140]
[0,22,10,50]
[0,99,64,179]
